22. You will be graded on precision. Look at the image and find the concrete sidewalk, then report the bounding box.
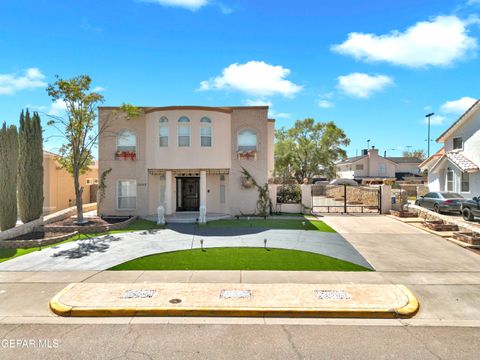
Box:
[0,228,372,271]
[0,270,479,326]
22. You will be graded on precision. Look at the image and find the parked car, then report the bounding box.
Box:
[461,196,480,221]
[329,178,358,186]
[415,192,465,214]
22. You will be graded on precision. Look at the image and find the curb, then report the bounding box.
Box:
[50,283,420,319]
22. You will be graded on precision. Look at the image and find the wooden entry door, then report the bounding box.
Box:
[176,177,200,211]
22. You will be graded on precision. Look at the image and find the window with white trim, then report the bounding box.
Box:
[453,137,463,150]
[117,130,136,152]
[178,116,190,147]
[461,172,469,192]
[447,170,454,192]
[117,180,137,210]
[237,129,257,151]
[159,117,169,147]
[200,117,212,147]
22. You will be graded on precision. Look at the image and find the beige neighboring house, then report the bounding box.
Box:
[43,151,99,214]
[336,147,422,182]
[97,106,275,218]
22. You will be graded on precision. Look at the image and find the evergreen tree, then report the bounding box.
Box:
[17,110,44,223]
[0,123,19,231]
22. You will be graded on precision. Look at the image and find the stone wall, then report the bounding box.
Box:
[0,231,78,249]
[326,186,379,206]
[0,203,97,241]
[408,204,480,234]
[41,216,137,234]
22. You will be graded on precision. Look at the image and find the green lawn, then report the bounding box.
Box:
[109,247,369,271]
[202,219,336,232]
[0,219,163,264]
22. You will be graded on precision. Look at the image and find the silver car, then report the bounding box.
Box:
[415,192,465,214]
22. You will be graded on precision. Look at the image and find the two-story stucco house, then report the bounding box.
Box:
[98,106,275,219]
[336,147,422,182]
[421,99,480,196]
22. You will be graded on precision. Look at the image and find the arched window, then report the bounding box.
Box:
[200,117,212,147]
[117,130,136,153]
[178,116,190,147]
[237,129,257,152]
[159,117,169,147]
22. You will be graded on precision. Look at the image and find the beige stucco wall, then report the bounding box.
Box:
[145,109,232,170]
[98,106,274,217]
[229,107,271,215]
[43,153,98,214]
[98,109,149,216]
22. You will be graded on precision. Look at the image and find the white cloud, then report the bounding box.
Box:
[332,16,478,67]
[318,100,334,108]
[48,99,67,117]
[243,99,273,107]
[424,114,446,125]
[0,67,47,95]
[336,73,393,98]
[139,0,208,10]
[242,99,290,119]
[199,61,302,97]
[440,96,477,114]
[467,0,480,5]
[217,2,233,14]
[92,86,105,92]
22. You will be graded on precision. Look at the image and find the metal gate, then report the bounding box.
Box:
[311,184,381,214]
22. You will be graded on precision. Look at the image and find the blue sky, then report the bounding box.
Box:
[0,0,479,157]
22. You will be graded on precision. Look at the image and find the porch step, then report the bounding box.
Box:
[142,213,232,224]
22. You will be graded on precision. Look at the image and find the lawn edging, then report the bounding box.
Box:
[0,231,78,249]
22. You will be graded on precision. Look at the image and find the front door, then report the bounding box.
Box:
[176,177,200,211]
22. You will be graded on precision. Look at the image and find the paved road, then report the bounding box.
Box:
[1,215,480,359]
[0,225,372,271]
[0,324,479,359]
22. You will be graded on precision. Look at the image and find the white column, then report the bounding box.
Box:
[200,170,207,209]
[165,171,173,215]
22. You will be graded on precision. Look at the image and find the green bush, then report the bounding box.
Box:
[17,110,44,223]
[0,123,18,230]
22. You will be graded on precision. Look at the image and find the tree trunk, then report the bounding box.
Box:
[73,168,84,224]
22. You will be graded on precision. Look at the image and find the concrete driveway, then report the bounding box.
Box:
[322,214,480,272]
[0,225,372,271]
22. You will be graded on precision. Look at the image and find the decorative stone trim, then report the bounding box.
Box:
[453,232,480,245]
[0,231,78,249]
[408,204,480,234]
[41,216,137,234]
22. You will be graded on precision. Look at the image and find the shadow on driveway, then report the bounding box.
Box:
[167,224,268,237]
[52,235,122,259]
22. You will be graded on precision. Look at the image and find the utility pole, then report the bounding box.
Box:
[425,113,434,158]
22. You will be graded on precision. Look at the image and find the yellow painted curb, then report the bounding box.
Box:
[49,283,76,316]
[394,285,420,318]
[50,283,420,319]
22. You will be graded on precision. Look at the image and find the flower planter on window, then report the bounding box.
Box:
[237,150,257,160]
[115,151,137,160]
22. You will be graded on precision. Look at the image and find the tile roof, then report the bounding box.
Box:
[446,152,479,172]
[419,147,445,169]
[386,157,423,164]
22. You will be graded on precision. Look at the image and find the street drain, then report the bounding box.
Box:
[169,298,182,304]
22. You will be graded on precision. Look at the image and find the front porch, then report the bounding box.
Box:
[143,212,232,224]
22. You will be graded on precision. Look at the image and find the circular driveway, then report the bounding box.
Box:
[0,225,373,271]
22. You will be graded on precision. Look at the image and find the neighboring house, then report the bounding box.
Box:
[336,147,422,182]
[97,106,275,217]
[421,99,480,196]
[43,151,99,214]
